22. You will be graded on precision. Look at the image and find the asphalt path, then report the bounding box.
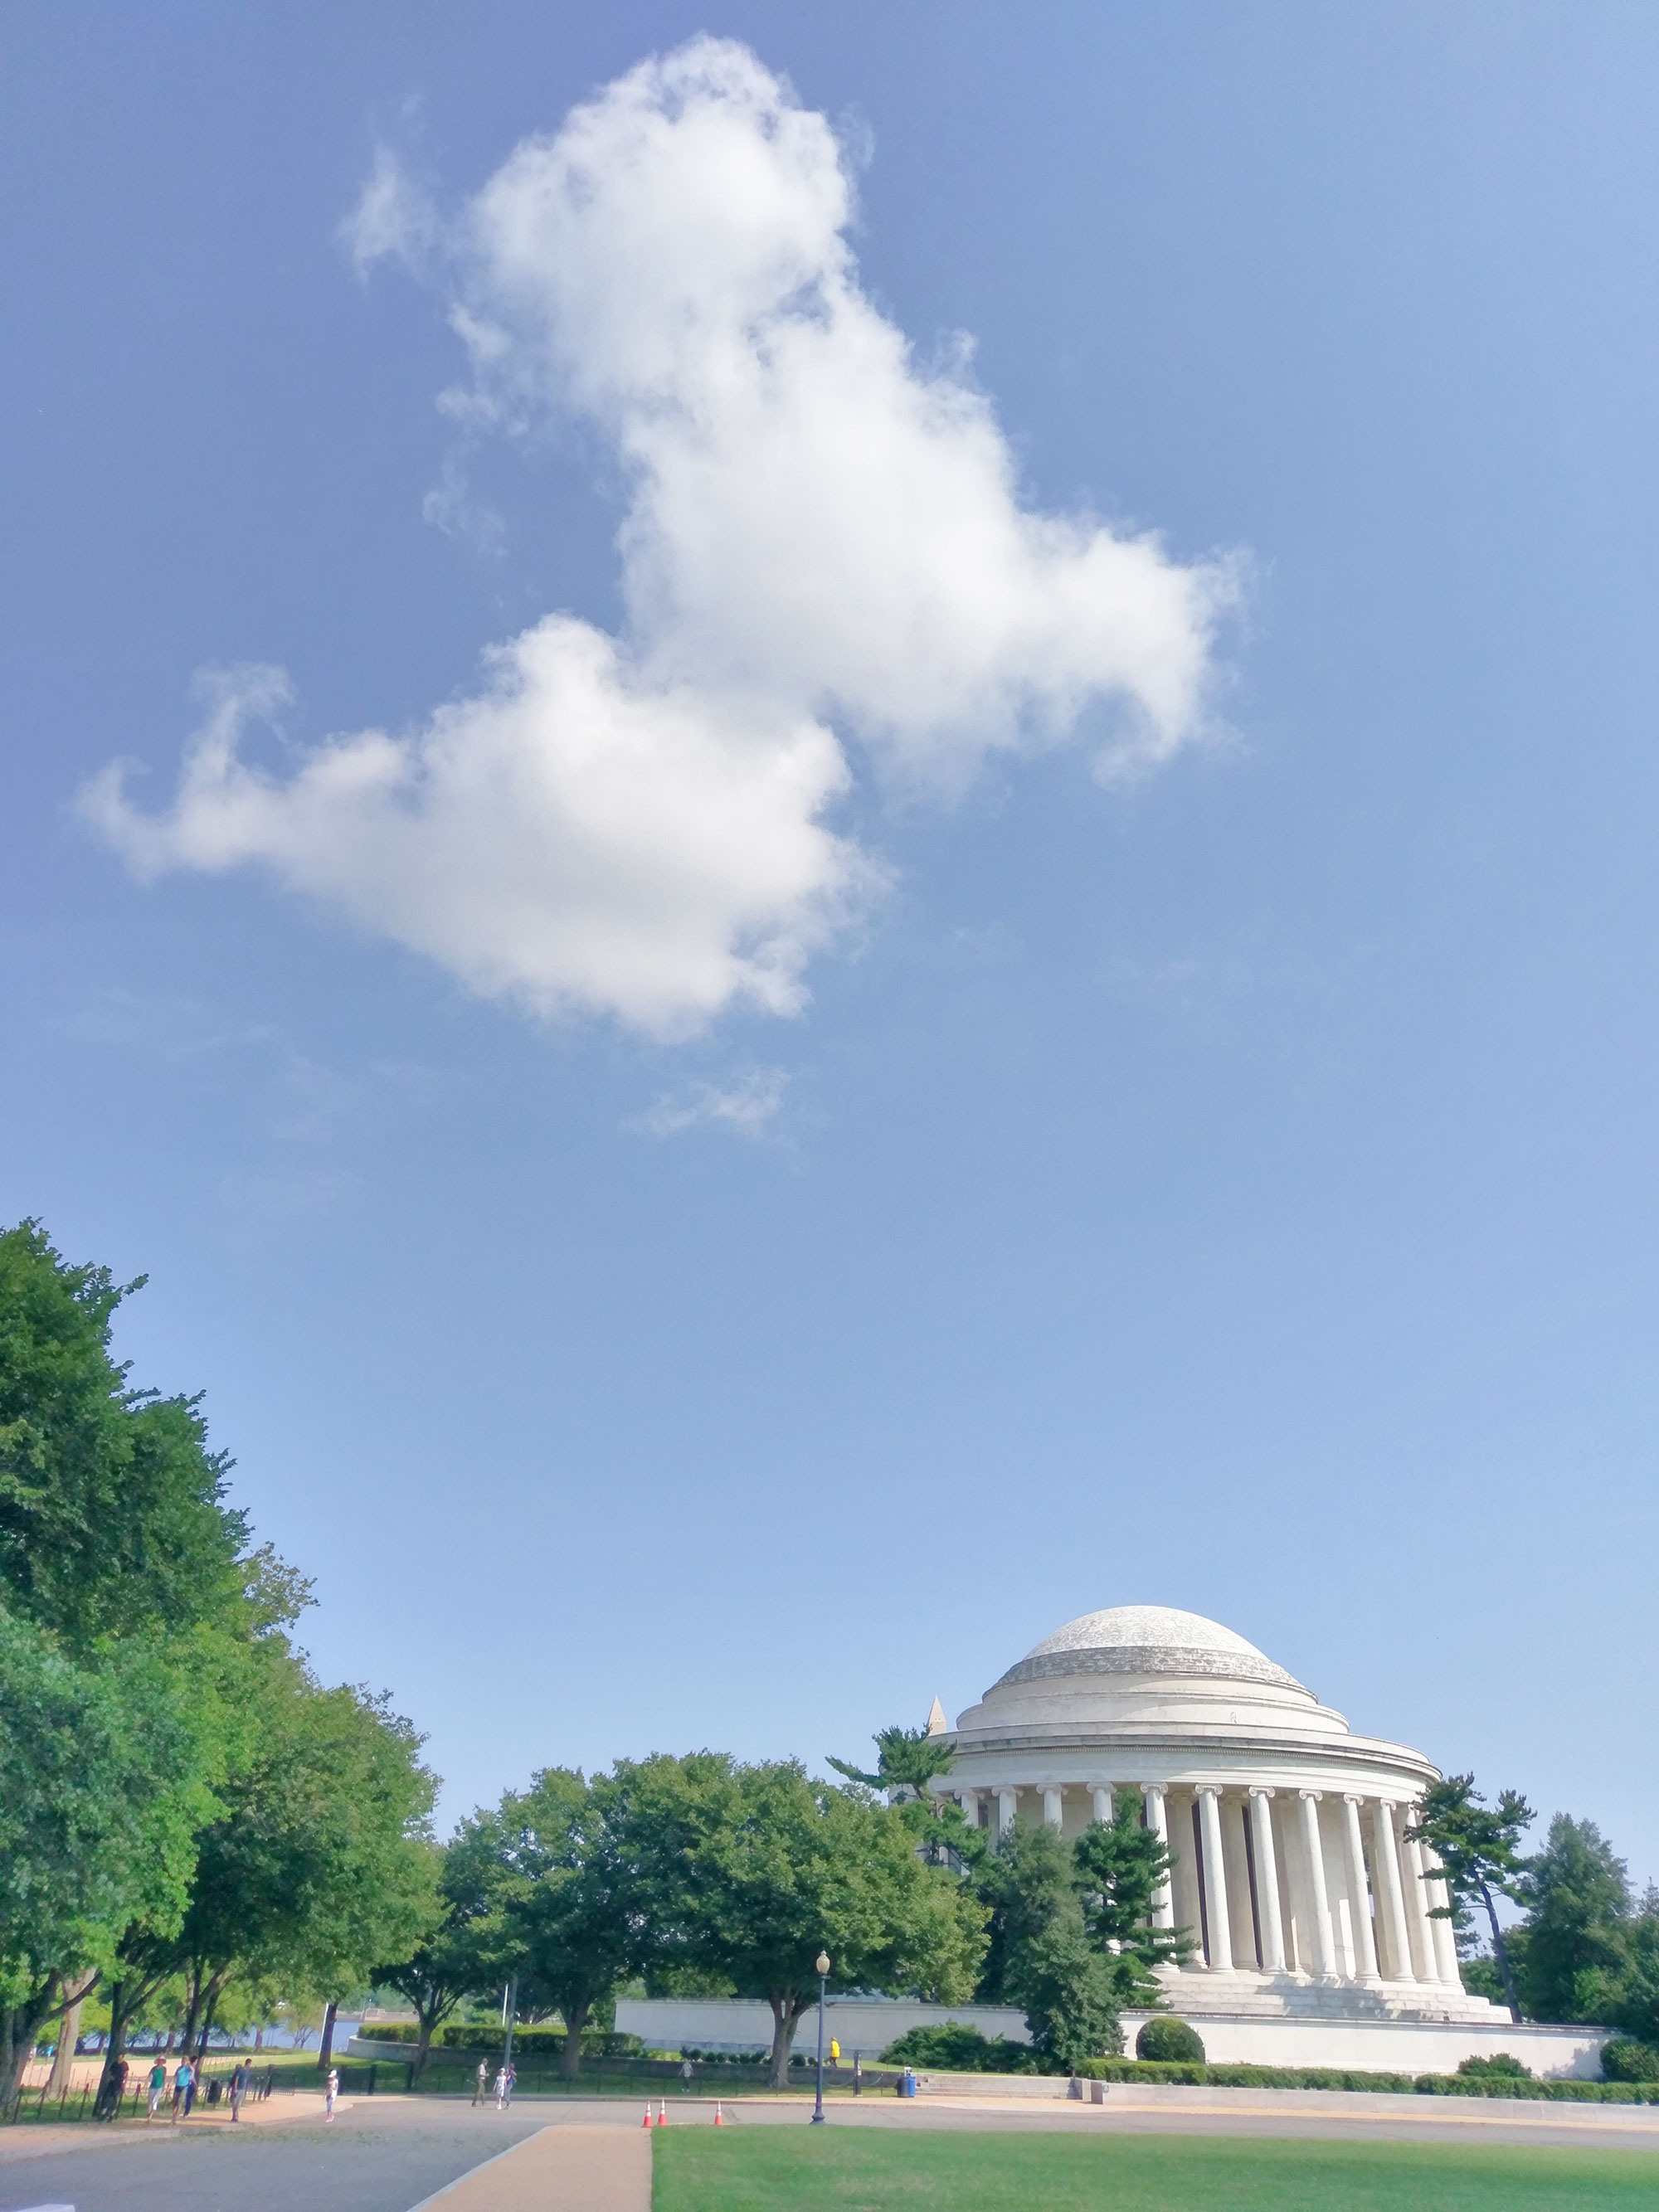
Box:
[2,2088,1655,2210]
[0,2101,548,2212]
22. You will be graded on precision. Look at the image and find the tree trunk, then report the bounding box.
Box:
[193,1973,228,2069]
[318,2000,338,2071]
[2,1980,61,2116]
[766,1996,805,2090]
[46,1995,84,2097]
[1481,1884,1523,2024]
[413,2010,434,2078]
[94,1981,129,2117]
[561,1999,590,2083]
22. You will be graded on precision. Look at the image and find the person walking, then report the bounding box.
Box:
[472,2058,489,2107]
[230,2059,251,2121]
[147,2057,168,2119]
[324,2066,339,2122]
[493,2064,510,2110]
[173,2055,194,2120]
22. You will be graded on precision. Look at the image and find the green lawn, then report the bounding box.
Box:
[652,2127,1659,2211]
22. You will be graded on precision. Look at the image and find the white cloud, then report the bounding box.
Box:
[88,38,1238,1036]
[630,1066,791,1140]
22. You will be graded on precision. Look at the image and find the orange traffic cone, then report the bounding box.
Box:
[714,2100,725,2127]
[642,2103,653,2129]
[656,2099,667,2126]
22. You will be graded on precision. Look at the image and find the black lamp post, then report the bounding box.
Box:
[811,1952,830,2123]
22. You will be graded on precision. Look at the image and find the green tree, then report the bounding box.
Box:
[1607,1894,1659,2049]
[614,1754,985,2088]
[828,1721,957,1801]
[0,1222,248,2108]
[1406,1777,1534,2024]
[1516,1816,1631,2025]
[465,1767,639,2082]
[1073,1792,1194,2004]
[975,1823,1121,2070]
[372,1835,496,2077]
[95,1633,436,2103]
[0,1608,217,2107]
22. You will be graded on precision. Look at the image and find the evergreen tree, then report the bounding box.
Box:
[1516,1816,1631,2025]
[1406,1777,1533,2023]
[1073,1791,1194,2004]
[976,1823,1122,2069]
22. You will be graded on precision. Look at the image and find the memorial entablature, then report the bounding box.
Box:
[937,1603,1505,2025]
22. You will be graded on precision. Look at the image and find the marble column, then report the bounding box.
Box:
[1248,1789,1287,1971]
[1196,1787,1233,1972]
[1370,1801,1414,1984]
[1297,1791,1339,1981]
[1423,1850,1462,1986]
[1042,1787,1063,1829]
[995,1787,1018,1835]
[959,1790,980,1830]
[1091,1786,1112,1825]
[1142,1785,1175,1930]
[1401,1823,1443,1984]
[1340,1796,1381,1983]
[1167,1793,1205,1966]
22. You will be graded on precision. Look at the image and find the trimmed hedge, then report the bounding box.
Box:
[1070,2057,1659,2102]
[879,2025,1040,2073]
[360,2024,641,2058]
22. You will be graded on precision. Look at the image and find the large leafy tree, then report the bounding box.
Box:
[613,1754,985,2088]
[464,1768,641,2081]
[1406,1777,1534,2023]
[1516,1816,1631,2025]
[0,1222,247,2107]
[95,1604,437,2102]
[372,1835,497,2077]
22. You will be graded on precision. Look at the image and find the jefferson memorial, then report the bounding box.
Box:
[939,1603,1497,2025]
[615,1602,1607,2075]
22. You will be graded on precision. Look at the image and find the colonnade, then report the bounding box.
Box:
[952,1781,1462,1989]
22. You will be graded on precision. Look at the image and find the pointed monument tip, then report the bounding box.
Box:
[926,1695,948,1737]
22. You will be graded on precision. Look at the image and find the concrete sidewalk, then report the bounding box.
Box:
[409,2124,649,2212]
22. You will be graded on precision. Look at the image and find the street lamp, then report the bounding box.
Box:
[811,1953,830,2123]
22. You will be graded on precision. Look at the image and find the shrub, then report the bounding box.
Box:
[1456,2053,1532,2079]
[878,2024,1036,2073]
[1136,2016,1205,2064]
[1603,2038,1659,2083]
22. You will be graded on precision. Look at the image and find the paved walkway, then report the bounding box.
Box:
[410,2124,648,2211]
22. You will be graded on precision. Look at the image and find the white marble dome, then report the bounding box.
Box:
[954,1601,1345,1748]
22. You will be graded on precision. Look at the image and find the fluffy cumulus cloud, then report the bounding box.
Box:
[88,38,1237,1036]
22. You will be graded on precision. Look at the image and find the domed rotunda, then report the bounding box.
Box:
[938,1604,1504,2026]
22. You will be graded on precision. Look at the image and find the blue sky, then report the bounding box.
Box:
[3,3,1657,1887]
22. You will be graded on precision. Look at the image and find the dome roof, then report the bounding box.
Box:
[992,1603,1306,1694]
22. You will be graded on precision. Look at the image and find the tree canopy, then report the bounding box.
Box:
[610,1753,986,2086]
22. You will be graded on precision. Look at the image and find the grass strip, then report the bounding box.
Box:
[654,2126,1659,2211]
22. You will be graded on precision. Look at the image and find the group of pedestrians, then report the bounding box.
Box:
[140,2054,268,2122]
[470,2058,517,2110]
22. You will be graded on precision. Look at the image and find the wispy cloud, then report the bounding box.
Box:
[87,38,1238,1039]
[630,1067,791,1140]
